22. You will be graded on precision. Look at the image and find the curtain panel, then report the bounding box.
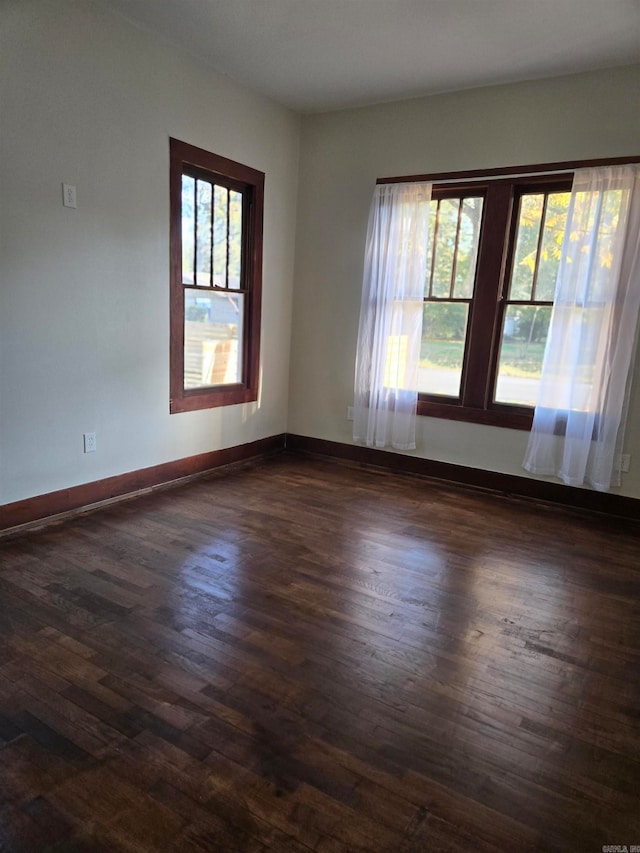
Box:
[523,165,640,491]
[353,182,432,450]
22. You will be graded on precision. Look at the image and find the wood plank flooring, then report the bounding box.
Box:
[0,454,639,852]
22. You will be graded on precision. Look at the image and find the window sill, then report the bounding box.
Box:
[170,384,257,414]
[417,399,533,430]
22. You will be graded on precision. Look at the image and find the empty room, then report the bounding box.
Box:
[1,0,639,850]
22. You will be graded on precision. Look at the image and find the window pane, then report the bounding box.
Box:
[195,180,212,286]
[510,194,543,300]
[535,192,570,301]
[418,302,469,397]
[213,185,228,287]
[581,188,626,303]
[184,290,244,388]
[181,175,195,285]
[228,190,243,289]
[431,199,459,298]
[425,203,437,294]
[494,305,551,406]
[453,197,483,298]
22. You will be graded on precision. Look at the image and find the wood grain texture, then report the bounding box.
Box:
[1,454,639,851]
[377,154,640,185]
[286,434,640,522]
[169,137,264,414]
[0,435,285,533]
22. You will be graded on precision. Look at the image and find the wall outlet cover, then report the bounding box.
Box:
[62,183,77,209]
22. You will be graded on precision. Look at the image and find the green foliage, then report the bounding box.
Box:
[510,191,570,300]
[422,195,481,342]
[420,340,464,368]
[419,187,626,386]
[422,302,468,341]
[422,191,568,344]
[181,175,243,285]
[427,196,482,300]
[504,305,552,344]
[421,340,546,377]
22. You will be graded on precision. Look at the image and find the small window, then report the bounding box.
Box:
[170,138,264,413]
[419,192,484,399]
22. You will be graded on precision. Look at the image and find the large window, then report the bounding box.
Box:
[169,138,264,413]
[412,172,573,428]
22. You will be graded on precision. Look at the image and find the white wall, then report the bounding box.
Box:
[0,0,300,505]
[289,66,640,499]
[2,6,638,509]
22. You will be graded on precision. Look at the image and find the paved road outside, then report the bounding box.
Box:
[418,367,540,406]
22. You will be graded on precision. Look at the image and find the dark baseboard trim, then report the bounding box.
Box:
[1,434,286,534]
[3,431,637,535]
[285,434,640,523]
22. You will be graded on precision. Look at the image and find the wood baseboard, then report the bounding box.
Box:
[3,431,637,535]
[285,434,640,523]
[0,435,286,534]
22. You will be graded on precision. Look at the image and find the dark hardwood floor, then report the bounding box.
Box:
[1,453,639,852]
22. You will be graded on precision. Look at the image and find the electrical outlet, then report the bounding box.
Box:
[347,406,354,421]
[620,453,631,473]
[83,432,96,453]
[62,183,77,209]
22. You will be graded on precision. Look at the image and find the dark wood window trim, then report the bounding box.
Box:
[169,138,264,414]
[377,156,640,430]
[377,155,640,187]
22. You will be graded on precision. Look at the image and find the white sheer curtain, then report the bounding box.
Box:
[524,165,640,491]
[353,182,431,450]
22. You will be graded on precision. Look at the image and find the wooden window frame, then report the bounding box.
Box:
[169,138,264,414]
[378,156,640,430]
